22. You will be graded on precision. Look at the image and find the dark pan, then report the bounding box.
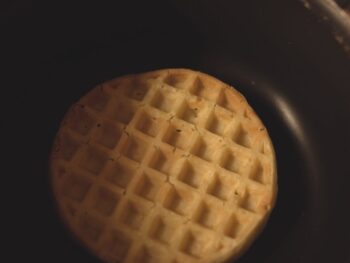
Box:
[5,0,350,262]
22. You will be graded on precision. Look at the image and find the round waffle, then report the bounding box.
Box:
[50,69,277,263]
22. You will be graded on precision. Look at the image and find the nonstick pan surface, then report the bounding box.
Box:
[5,1,350,262]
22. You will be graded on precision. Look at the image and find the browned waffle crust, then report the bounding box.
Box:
[50,69,277,263]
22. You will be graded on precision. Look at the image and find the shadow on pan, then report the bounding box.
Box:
[6,0,350,262]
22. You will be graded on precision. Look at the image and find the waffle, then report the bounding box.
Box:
[50,68,277,263]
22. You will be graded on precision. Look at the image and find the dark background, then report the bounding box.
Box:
[3,1,350,262]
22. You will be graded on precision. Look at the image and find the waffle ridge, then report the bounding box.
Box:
[50,69,277,263]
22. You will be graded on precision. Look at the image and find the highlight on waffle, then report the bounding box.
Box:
[50,68,278,263]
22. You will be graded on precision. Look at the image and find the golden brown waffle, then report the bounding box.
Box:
[50,69,277,263]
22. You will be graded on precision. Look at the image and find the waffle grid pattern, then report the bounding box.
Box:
[52,70,276,263]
